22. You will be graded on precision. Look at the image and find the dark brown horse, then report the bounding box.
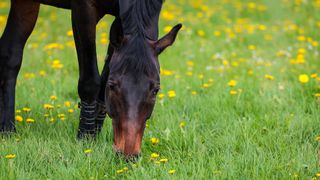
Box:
[0,0,181,159]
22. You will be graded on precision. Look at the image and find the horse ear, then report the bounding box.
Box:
[156,24,182,55]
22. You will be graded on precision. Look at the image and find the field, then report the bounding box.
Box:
[0,0,320,179]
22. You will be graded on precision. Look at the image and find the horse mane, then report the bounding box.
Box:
[119,0,164,38]
[111,0,164,78]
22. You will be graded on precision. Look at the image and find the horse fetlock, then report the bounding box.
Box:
[77,101,97,139]
[95,101,107,133]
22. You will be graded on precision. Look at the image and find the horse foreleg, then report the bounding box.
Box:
[0,1,39,133]
[95,47,112,134]
[71,1,104,139]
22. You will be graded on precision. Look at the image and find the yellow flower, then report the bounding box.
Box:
[44,43,64,50]
[197,30,205,37]
[51,60,64,69]
[15,115,23,122]
[150,153,160,159]
[213,31,221,37]
[44,104,54,109]
[22,107,31,112]
[150,137,159,145]
[163,26,173,33]
[228,80,237,87]
[26,118,35,123]
[299,74,309,84]
[64,101,71,107]
[5,154,16,159]
[167,90,176,98]
[248,45,256,50]
[316,173,320,177]
[158,93,165,99]
[161,11,175,20]
[168,169,176,174]
[191,91,197,95]
[116,169,124,173]
[230,90,238,95]
[50,95,57,100]
[123,167,129,171]
[179,121,186,128]
[39,70,46,77]
[159,158,168,163]
[315,93,320,97]
[68,109,75,113]
[311,73,318,78]
[186,61,194,67]
[202,84,210,88]
[84,149,92,154]
[265,74,274,80]
[66,30,73,36]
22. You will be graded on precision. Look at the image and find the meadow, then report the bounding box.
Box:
[0,0,320,179]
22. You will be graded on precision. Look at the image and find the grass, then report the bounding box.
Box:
[0,0,320,179]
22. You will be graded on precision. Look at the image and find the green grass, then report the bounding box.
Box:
[0,0,320,179]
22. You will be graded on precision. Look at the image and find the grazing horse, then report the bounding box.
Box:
[0,0,181,158]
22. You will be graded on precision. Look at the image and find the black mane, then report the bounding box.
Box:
[119,0,164,39]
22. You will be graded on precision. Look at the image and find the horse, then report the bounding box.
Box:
[0,0,182,159]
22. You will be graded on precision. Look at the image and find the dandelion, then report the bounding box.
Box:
[44,104,54,109]
[163,26,172,33]
[197,30,205,37]
[298,74,309,84]
[26,118,35,123]
[66,30,73,36]
[179,121,186,128]
[150,137,159,145]
[15,115,23,122]
[116,169,124,173]
[64,101,71,107]
[191,91,197,95]
[123,167,129,171]
[150,153,160,159]
[311,74,317,78]
[51,60,64,69]
[315,93,320,97]
[84,149,92,154]
[68,109,75,113]
[168,169,176,174]
[160,158,168,163]
[39,70,46,77]
[230,90,238,95]
[22,107,31,112]
[248,45,256,50]
[158,93,165,99]
[5,154,16,159]
[202,84,210,88]
[50,95,57,100]
[265,74,274,80]
[228,80,237,87]
[167,90,176,98]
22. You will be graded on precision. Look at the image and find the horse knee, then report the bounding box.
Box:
[78,77,101,102]
[0,49,22,79]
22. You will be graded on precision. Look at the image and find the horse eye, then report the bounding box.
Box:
[107,82,117,91]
